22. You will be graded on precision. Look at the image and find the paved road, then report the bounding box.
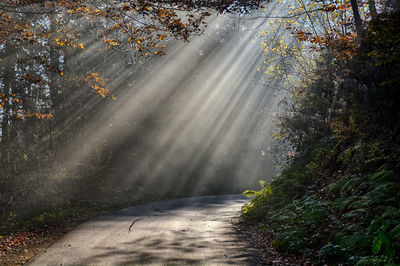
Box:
[28,195,262,265]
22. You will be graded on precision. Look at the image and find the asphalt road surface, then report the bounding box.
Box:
[28,194,262,265]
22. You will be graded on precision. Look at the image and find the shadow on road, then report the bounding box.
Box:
[28,195,262,265]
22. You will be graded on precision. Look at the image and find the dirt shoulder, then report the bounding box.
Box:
[0,211,105,265]
[233,217,311,266]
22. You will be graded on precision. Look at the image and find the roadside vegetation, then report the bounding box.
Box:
[242,8,400,265]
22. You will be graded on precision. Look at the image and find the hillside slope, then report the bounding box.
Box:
[242,12,400,265]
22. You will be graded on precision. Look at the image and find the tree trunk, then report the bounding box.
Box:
[368,0,378,20]
[350,0,364,38]
[1,45,16,141]
[48,11,60,153]
[1,45,16,168]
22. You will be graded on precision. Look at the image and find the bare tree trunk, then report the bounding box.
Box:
[1,45,16,142]
[48,12,60,154]
[1,45,16,169]
[350,0,364,38]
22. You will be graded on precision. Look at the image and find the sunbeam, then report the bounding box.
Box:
[51,13,288,197]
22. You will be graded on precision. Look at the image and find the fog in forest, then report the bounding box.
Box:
[59,15,288,198]
[1,2,292,227]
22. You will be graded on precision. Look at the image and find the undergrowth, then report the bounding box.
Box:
[242,12,400,265]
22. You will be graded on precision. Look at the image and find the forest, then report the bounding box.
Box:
[0,0,264,234]
[0,0,399,265]
[242,0,400,265]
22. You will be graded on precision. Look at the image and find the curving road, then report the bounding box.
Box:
[27,195,262,265]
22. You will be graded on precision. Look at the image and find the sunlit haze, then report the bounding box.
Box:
[55,10,288,197]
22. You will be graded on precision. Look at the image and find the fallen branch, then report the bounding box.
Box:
[128,218,143,232]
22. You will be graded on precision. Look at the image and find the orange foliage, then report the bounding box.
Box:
[283,0,368,60]
[1,93,53,120]
[290,26,358,60]
[0,0,257,120]
[84,72,116,100]
[15,110,53,120]
[0,1,226,57]
[0,93,18,109]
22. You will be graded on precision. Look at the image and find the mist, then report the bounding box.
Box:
[53,12,289,198]
[0,1,301,239]
[0,2,294,230]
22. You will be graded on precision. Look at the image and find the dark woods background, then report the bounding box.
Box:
[242,5,400,265]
